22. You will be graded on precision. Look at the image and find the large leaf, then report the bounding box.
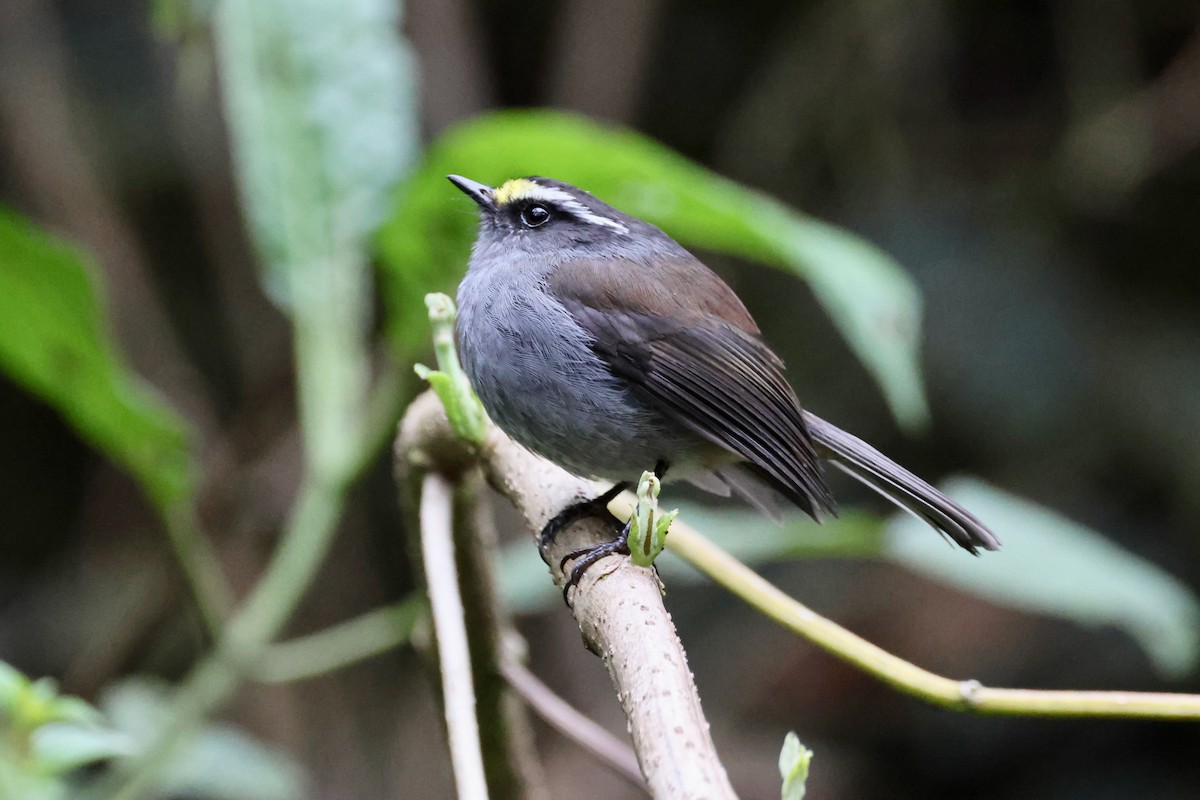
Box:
[885,477,1200,679]
[0,209,194,508]
[214,0,418,471]
[378,110,930,428]
[215,0,417,305]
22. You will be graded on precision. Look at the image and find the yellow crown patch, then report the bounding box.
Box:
[492,178,539,207]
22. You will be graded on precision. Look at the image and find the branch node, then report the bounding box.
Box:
[958,679,984,707]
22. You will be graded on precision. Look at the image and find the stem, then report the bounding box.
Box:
[451,477,548,799]
[255,597,425,684]
[225,476,346,651]
[501,660,645,791]
[421,472,490,800]
[662,517,1200,720]
[162,500,235,636]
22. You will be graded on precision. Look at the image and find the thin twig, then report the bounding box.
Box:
[406,295,550,799]
[662,517,1200,720]
[501,660,646,791]
[255,597,425,684]
[421,472,490,800]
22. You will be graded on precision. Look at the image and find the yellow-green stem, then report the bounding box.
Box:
[630,498,1200,720]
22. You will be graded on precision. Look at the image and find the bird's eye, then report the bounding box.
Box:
[520,204,550,228]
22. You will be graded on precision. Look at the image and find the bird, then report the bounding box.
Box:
[449,174,1000,594]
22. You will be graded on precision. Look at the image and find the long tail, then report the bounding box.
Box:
[802,412,1001,554]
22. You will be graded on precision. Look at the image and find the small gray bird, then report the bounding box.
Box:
[450,175,1000,592]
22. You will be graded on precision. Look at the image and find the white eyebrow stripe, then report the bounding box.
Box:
[522,186,629,232]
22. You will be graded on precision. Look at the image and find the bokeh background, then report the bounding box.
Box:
[2,0,1200,797]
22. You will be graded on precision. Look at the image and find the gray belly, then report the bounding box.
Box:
[457,277,705,481]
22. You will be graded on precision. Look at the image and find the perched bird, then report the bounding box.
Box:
[450,175,1000,592]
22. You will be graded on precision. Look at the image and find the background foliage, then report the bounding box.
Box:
[1,0,1199,797]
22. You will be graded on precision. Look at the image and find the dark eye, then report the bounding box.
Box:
[520,204,550,228]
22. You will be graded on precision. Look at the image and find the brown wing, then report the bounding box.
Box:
[544,255,835,518]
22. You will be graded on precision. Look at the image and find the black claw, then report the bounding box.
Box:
[538,482,628,561]
[536,482,636,606]
[560,519,633,602]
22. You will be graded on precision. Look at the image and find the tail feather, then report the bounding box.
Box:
[713,465,791,523]
[802,412,1001,554]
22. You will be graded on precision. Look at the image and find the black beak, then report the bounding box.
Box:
[447,175,495,210]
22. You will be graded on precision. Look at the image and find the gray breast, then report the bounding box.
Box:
[456,269,698,481]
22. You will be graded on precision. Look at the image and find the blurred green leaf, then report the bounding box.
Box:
[149,726,308,800]
[215,0,418,473]
[378,110,929,427]
[679,481,1200,676]
[216,0,417,307]
[31,724,136,774]
[0,663,103,734]
[681,483,1200,678]
[0,663,128,798]
[0,209,195,509]
[101,679,309,800]
[885,477,1200,678]
[0,763,65,800]
[494,543,557,616]
[671,505,886,566]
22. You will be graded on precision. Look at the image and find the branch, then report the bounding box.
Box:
[501,660,645,790]
[421,471,491,800]
[662,519,1200,720]
[404,296,549,799]
[398,391,738,798]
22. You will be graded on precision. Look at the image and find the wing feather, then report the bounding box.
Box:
[546,256,835,517]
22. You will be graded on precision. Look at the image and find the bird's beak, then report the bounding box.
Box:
[447,175,495,210]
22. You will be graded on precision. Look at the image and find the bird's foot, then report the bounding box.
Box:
[558,517,632,602]
[537,482,628,561]
[537,483,631,604]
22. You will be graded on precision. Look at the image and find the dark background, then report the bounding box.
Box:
[2,0,1199,797]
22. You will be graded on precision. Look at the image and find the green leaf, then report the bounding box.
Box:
[378,110,929,427]
[628,471,676,567]
[670,505,886,566]
[216,0,417,306]
[0,763,66,800]
[151,726,309,800]
[0,662,102,732]
[100,678,309,800]
[0,662,26,714]
[414,293,488,446]
[494,543,558,616]
[0,209,195,509]
[778,731,813,800]
[214,0,419,474]
[31,724,136,774]
[884,477,1200,678]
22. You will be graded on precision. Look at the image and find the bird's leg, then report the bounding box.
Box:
[555,461,670,601]
[538,482,629,560]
